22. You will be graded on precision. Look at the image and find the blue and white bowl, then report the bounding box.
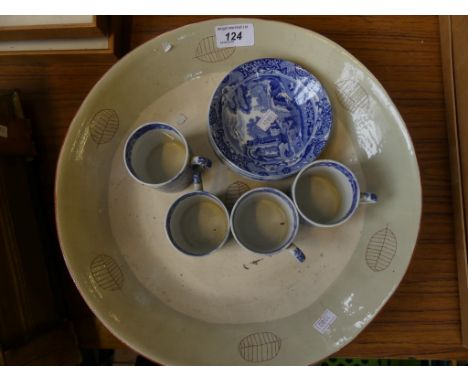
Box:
[208,58,333,181]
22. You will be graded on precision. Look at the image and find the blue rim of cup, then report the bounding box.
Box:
[292,159,360,227]
[230,187,299,255]
[165,191,230,257]
[123,122,190,187]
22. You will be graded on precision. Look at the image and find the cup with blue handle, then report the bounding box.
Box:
[230,187,306,263]
[165,161,231,257]
[291,159,378,227]
[124,122,210,192]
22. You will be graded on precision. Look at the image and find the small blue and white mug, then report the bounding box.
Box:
[291,160,378,227]
[165,165,230,257]
[230,187,305,263]
[124,122,210,192]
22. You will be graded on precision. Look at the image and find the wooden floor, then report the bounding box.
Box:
[1,16,467,360]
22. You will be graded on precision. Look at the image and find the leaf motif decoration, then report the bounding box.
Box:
[335,79,369,113]
[194,36,236,63]
[90,254,124,291]
[224,181,250,210]
[89,109,119,145]
[238,332,282,363]
[365,226,397,272]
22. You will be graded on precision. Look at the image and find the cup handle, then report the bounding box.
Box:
[287,243,306,263]
[360,192,378,204]
[191,156,212,191]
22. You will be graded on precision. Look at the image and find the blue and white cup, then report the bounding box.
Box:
[291,160,378,227]
[230,187,305,263]
[165,166,230,257]
[124,122,210,192]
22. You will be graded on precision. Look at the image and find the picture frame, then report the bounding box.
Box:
[0,15,107,41]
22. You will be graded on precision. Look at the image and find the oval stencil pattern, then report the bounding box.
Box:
[89,109,119,145]
[365,226,397,272]
[335,79,369,113]
[90,254,124,290]
[195,36,235,63]
[224,181,250,210]
[238,332,282,363]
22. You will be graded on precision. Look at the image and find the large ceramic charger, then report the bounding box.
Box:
[56,18,421,365]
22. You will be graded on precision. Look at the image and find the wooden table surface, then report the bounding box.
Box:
[1,15,468,361]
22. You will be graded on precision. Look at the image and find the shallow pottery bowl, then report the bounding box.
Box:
[208,58,333,181]
[55,18,422,365]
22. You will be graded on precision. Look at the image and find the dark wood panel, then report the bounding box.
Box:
[439,16,468,348]
[0,91,80,365]
[1,322,81,365]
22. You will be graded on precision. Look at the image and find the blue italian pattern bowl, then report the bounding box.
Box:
[208,58,333,181]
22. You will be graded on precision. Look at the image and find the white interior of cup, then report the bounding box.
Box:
[167,192,230,256]
[293,162,358,226]
[125,124,188,185]
[231,189,297,254]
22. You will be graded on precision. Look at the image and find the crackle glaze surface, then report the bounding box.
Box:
[55,18,421,365]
